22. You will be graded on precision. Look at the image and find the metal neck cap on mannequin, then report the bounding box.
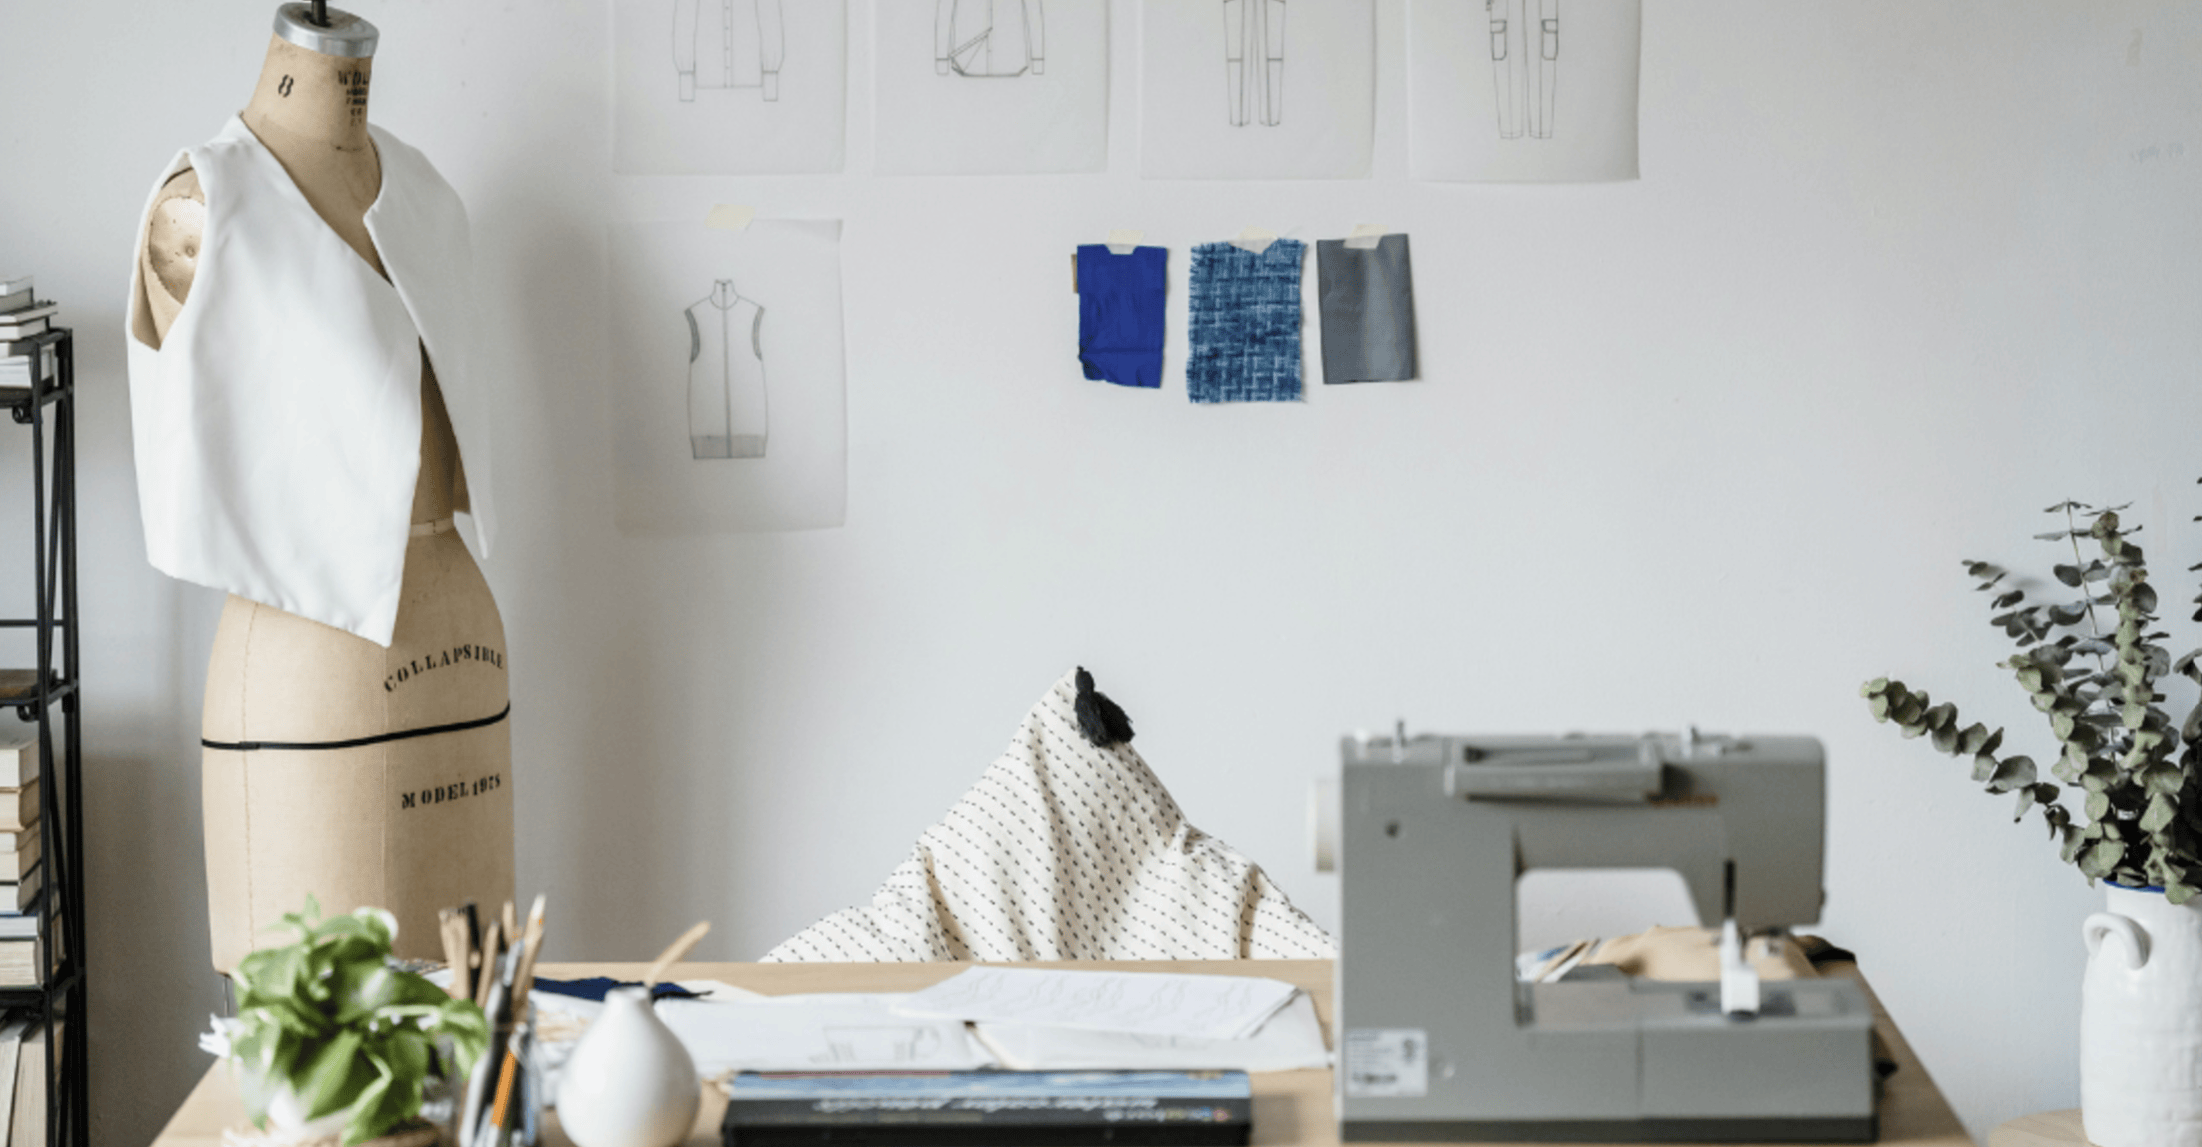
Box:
[273,2,379,58]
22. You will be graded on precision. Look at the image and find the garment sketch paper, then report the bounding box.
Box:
[876,0,1107,174]
[610,220,845,535]
[613,0,845,173]
[1142,0,1372,179]
[939,0,1045,77]
[685,281,768,458]
[1407,0,1639,182]
[676,0,784,100]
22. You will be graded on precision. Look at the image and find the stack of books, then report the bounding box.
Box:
[0,278,55,392]
[0,735,42,989]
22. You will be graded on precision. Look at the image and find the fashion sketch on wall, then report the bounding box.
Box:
[611,220,845,534]
[1223,0,1285,127]
[876,0,1106,174]
[1485,0,1555,139]
[686,280,768,459]
[1406,0,1635,181]
[938,0,1045,78]
[614,0,845,173]
[1141,0,1372,179]
[675,0,785,101]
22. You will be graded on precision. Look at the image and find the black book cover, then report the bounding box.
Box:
[722,1070,1253,1147]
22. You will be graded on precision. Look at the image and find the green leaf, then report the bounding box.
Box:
[2082,840,2125,879]
[298,1030,369,1121]
[2086,790,2111,820]
[1957,723,1990,755]
[1972,752,1998,783]
[1861,677,1890,698]
[1987,755,2038,793]
[2142,793,2177,834]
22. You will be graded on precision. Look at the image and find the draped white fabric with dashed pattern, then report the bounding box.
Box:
[762,669,1336,962]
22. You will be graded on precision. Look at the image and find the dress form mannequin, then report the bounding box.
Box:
[133,4,513,972]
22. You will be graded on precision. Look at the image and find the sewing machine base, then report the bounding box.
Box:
[1342,1116,1878,1143]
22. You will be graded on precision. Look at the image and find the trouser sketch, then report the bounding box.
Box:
[674,0,786,102]
[686,280,769,460]
[1486,0,1557,139]
[1223,0,1285,127]
[937,0,1046,78]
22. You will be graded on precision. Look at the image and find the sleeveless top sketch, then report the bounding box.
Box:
[126,116,497,647]
[685,280,767,460]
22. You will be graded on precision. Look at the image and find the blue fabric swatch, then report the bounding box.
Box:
[1076,245,1168,389]
[1187,240,1305,404]
[530,976,709,1002]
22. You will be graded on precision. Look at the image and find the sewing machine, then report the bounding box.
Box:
[1335,731,1876,1143]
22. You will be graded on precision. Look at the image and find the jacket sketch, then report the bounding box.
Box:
[1486,0,1557,139]
[937,0,1045,78]
[1223,0,1285,127]
[686,281,769,460]
[675,0,786,102]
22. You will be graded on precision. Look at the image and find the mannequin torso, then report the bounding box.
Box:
[135,25,513,970]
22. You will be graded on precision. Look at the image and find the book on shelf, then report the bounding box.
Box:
[0,829,42,885]
[0,320,49,347]
[0,275,30,298]
[0,735,40,792]
[0,936,44,989]
[0,346,54,388]
[0,303,55,331]
[721,1070,1254,1147]
[12,1020,42,1147]
[0,1016,26,1140]
[0,292,29,317]
[5,862,42,916]
[0,780,39,835]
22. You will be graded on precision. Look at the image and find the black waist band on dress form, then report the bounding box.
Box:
[201,702,511,753]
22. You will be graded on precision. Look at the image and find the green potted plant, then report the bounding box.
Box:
[1860,498,2202,1147]
[204,897,489,1145]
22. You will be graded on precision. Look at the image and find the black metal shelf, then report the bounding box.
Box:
[0,326,85,1147]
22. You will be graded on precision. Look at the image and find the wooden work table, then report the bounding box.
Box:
[151,959,1972,1147]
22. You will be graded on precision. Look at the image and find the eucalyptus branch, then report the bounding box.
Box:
[1866,498,2202,903]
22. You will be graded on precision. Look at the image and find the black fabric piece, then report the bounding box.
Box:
[1072,666,1134,748]
[201,702,511,753]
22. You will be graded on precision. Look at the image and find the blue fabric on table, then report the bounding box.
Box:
[1187,240,1305,404]
[1076,245,1168,389]
[528,976,708,1002]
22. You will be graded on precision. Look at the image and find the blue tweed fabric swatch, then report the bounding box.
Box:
[1187,239,1306,404]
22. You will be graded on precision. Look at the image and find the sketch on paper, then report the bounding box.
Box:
[675,0,786,101]
[1486,0,1556,138]
[815,1026,945,1065]
[937,0,1046,78]
[1223,0,1285,126]
[685,280,769,460]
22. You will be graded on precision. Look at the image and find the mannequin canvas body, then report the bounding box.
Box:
[132,18,514,971]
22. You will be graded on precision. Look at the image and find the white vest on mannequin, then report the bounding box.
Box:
[128,4,514,972]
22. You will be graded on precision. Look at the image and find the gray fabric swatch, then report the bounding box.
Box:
[1316,234,1418,383]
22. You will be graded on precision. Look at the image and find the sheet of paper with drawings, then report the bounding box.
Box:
[892,965,1299,1040]
[529,985,997,1077]
[973,990,1330,1072]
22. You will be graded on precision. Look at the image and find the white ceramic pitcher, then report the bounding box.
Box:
[2082,884,2202,1147]
[556,988,701,1147]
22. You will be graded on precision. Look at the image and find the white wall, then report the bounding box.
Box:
[6,1,2200,1142]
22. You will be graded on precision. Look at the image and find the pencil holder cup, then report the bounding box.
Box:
[556,989,699,1147]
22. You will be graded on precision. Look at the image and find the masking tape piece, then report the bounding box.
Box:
[1232,226,1279,255]
[1106,228,1144,256]
[706,204,758,231]
[1345,223,1388,250]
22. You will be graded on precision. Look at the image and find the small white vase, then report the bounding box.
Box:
[555,988,700,1147]
[2081,884,2202,1147]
